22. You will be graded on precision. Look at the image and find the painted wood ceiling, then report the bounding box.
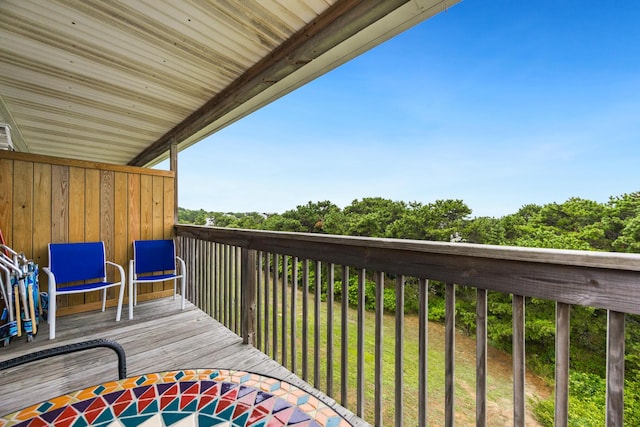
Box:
[0,0,457,166]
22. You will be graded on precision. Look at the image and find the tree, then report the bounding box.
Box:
[278,200,340,233]
[339,197,406,237]
[607,193,640,253]
[538,198,605,232]
[462,216,506,245]
[387,199,472,241]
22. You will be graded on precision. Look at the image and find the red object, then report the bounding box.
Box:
[0,228,9,256]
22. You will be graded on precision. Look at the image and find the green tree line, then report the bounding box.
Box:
[180,192,640,425]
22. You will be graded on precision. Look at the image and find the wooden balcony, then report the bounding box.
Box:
[0,297,366,426]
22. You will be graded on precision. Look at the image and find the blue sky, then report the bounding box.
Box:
[160,0,640,218]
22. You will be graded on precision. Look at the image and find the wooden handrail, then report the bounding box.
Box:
[176,224,640,314]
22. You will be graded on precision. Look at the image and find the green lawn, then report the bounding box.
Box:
[254,286,549,426]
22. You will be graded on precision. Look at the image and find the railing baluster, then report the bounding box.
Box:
[202,241,213,316]
[513,294,525,427]
[190,238,196,307]
[341,265,349,408]
[194,239,200,309]
[445,282,455,427]
[302,258,309,381]
[186,238,193,302]
[205,241,209,315]
[327,263,335,397]
[200,239,205,310]
[209,242,218,319]
[236,246,241,335]
[606,310,625,427]
[223,244,229,328]
[282,254,288,368]
[231,246,235,333]
[264,253,270,356]
[476,288,488,427]
[395,275,405,427]
[375,271,384,426]
[419,278,429,427]
[554,302,570,427]
[241,248,257,345]
[291,256,298,374]
[273,253,279,362]
[215,243,221,320]
[314,260,321,388]
[207,241,212,314]
[256,251,263,350]
[230,246,235,332]
[199,240,204,313]
[357,268,366,418]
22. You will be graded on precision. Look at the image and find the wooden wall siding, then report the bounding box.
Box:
[0,151,175,315]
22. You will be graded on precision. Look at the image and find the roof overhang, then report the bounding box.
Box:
[0,0,459,167]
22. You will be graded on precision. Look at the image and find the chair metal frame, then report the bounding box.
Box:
[43,242,126,340]
[128,239,185,320]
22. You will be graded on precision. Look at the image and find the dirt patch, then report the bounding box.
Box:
[405,316,552,426]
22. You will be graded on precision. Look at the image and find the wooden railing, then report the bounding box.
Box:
[175,224,640,427]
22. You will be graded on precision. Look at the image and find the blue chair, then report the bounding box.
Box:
[43,242,126,340]
[128,239,185,319]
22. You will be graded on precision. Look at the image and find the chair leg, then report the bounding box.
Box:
[115,282,125,322]
[128,261,134,320]
[102,288,107,312]
[49,290,56,340]
[173,278,177,300]
[180,276,186,310]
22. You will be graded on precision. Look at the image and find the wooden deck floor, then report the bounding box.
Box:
[0,298,368,426]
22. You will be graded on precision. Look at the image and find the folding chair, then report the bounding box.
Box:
[128,239,186,319]
[43,242,126,340]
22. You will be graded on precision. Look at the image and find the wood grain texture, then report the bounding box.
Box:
[51,165,69,307]
[418,278,429,427]
[84,169,102,304]
[68,167,86,243]
[12,160,33,256]
[32,163,52,292]
[68,167,86,306]
[374,271,384,427]
[151,176,163,240]
[476,288,488,427]
[114,173,128,273]
[606,311,625,427]
[555,302,570,427]
[0,159,13,245]
[138,174,153,296]
[85,169,101,243]
[0,151,174,178]
[51,165,69,243]
[0,153,174,314]
[513,295,525,427]
[100,170,115,306]
[163,176,174,239]
[444,283,455,427]
[140,174,153,241]
[176,225,640,315]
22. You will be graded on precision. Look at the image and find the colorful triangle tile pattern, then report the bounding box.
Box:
[0,370,351,427]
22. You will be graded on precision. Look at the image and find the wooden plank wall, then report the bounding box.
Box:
[0,151,175,315]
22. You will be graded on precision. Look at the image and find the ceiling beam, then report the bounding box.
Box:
[128,0,409,167]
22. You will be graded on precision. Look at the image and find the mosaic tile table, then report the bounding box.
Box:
[0,369,352,427]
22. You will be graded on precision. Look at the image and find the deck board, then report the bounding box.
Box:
[0,298,368,426]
